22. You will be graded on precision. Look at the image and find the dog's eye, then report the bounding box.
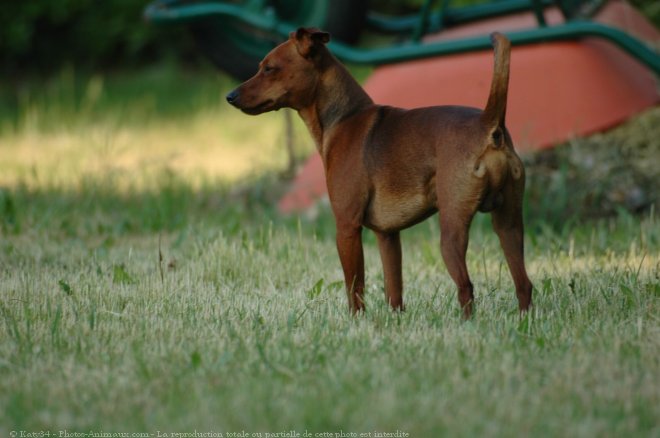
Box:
[263,65,277,74]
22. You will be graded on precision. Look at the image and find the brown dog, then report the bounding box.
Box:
[227,28,532,318]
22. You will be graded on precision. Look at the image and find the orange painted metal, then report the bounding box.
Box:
[278,0,659,213]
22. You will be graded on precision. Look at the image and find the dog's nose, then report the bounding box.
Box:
[226,89,239,105]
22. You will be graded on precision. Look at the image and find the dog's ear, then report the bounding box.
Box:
[290,27,330,59]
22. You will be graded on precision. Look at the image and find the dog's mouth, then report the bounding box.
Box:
[240,99,276,115]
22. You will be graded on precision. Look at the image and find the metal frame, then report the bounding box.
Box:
[367,0,556,33]
[144,0,660,74]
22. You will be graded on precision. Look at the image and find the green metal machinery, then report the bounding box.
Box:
[143,0,659,79]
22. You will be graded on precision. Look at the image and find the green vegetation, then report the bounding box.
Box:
[0,68,658,436]
[0,1,197,75]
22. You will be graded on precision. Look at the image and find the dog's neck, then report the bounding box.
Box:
[297,57,373,156]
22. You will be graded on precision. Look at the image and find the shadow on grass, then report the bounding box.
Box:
[0,172,338,242]
[1,165,656,254]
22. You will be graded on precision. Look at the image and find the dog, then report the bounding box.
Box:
[227,28,533,318]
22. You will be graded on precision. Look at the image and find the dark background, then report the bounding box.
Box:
[2,0,658,78]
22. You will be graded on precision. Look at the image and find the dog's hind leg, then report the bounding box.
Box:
[439,209,477,319]
[491,176,533,312]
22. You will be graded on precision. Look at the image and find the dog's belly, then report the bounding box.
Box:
[364,180,437,233]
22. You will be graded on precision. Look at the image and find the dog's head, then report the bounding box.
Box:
[226,28,330,115]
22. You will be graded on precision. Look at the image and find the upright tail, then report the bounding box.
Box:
[482,32,511,130]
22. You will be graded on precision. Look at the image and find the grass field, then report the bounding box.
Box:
[1,66,659,437]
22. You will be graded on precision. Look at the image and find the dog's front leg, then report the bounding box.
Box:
[336,225,365,314]
[376,231,404,311]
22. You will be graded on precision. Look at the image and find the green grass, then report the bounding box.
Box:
[1,66,659,437]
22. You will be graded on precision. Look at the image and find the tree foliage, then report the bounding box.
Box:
[0,0,196,76]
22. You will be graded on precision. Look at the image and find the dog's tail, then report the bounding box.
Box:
[482,32,511,130]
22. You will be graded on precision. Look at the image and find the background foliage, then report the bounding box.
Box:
[0,0,198,76]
